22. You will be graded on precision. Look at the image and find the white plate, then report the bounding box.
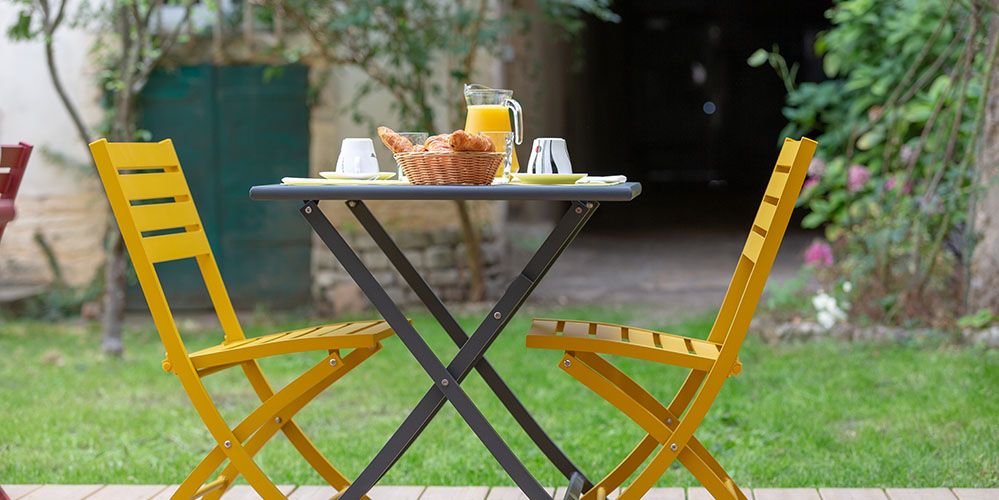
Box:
[512,173,587,185]
[319,171,396,180]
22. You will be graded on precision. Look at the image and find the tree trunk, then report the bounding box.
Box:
[101,234,127,356]
[970,16,999,312]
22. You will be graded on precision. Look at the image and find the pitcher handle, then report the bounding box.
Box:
[505,98,523,145]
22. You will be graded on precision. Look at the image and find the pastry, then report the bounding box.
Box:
[425,133,453,152]
[377,126,414,153]
[449,130,494,152]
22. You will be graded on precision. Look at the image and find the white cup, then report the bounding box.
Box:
[526,138,573,174]
[336,138,380,174]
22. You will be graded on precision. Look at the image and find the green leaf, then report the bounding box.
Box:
[857,129,883,150]
[747,49,769,67]
[802,211,827,229]
[823,54,841,77]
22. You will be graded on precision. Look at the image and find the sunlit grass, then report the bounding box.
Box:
[1,307,996,487]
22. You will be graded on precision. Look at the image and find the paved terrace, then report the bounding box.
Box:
[1,486,995,500]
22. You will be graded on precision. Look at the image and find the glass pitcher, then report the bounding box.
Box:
[464,84,523,175]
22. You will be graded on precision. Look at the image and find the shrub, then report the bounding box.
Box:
[751,0,996,327]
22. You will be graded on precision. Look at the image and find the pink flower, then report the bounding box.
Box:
[885,176,912,195]
[803,178,819,190]
[899,145,917,164]
[804,239,834,268]
[847,165,871,192]
[808,157,827,178]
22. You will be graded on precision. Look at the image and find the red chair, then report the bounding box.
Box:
[0,142,33,243]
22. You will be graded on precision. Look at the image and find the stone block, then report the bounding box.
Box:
[430,228,460,245]
[426,246,455,268]
[324,282,369,315]
[428,269,462,287]
[394,230,432,249]
[401,248,425,268]
[371,270,397,286]
[361,251,391,271]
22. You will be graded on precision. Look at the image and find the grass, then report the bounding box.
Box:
[0,307,996,488]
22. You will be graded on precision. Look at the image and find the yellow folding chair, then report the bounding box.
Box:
[90,138,394,499]
[527,137,817,500]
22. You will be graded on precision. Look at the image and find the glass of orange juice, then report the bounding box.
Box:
[464,84,523,175]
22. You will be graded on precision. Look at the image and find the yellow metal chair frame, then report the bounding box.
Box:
[90,139,394,499]
[527,137,817,500]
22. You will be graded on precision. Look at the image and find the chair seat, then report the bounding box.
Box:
[527,319,739,374]
[188,320,394,372]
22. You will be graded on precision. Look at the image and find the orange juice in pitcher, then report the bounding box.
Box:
[464,84,523,175]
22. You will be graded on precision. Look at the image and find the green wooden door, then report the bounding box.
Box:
[135,64,311,309]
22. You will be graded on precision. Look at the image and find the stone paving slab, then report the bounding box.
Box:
[2,485,997,499]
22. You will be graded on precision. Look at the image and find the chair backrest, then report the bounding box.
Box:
[89,139,246,357]
[706,137,816,364]
[0,142,33,241]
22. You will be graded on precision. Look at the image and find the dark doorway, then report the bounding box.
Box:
[132,64,311,310]
[566,0,831,230]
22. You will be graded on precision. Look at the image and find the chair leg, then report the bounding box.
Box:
[240,348,374,491]
[179,347,377,499]
[575,353,738,493]
[172,365,285,499]
[559,353,742,500]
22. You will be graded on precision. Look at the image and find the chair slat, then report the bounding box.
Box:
[130,200,201,232]
[657,335,688,353]
[628,330,657,347]
[119,171,190,201]
[563,321,591,338]
[753,203,776,233]
[765,170,789,199]
[105,141,180,169]
[142,230,211,263]
[595,324,623,341]
[530,319,559,335]
[775,139,800,169]
[743,230,765,263]
[687,339,720,358]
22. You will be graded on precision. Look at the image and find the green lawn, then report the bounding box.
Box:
[0,307,996,488]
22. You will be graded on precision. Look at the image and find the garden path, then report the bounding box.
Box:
[521,225,813,322]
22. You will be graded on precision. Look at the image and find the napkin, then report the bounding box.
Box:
[575,175,627,185]
[281,177,409,186]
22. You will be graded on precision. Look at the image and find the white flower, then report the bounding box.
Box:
[817,311,837,329]
[812,291,847,330]
[842,281,853,293]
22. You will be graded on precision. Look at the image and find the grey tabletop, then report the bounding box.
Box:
[249,182,642,202]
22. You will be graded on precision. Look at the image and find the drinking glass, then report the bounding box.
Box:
[396,132,428,180]
[480,131,514,178]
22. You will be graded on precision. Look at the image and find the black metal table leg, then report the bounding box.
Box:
[335,200,598,499]
[300,201,551,500]
[347,200,593,489]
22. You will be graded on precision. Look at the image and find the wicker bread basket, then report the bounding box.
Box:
[395,151,504,185]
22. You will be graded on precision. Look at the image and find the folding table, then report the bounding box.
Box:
[249,182,642,500]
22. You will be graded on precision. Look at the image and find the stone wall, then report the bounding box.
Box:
[313,223,508,314]
[0,11,105,293]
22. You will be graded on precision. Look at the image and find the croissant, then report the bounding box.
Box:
[425,134,453,152]
[377,126,414,153]
[449,130,494,152]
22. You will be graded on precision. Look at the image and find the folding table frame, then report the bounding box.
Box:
[250,183,642,500]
